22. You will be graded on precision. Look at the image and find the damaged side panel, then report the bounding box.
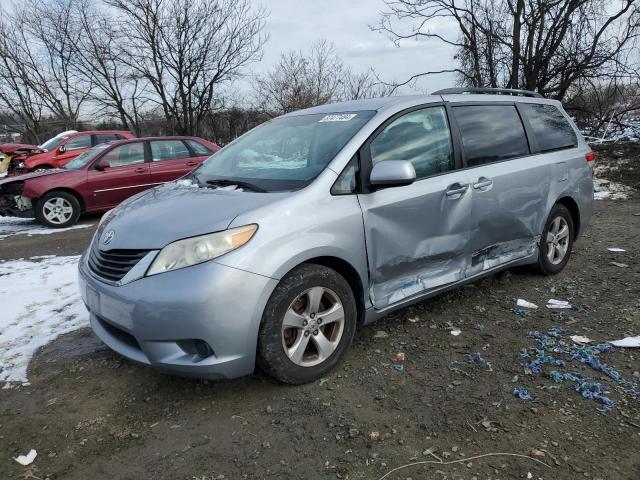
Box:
[358,173,473,309]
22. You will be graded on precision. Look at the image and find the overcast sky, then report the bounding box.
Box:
[0,0,458,96]
[252,0,457,95]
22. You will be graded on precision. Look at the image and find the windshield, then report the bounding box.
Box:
[65,143,111,169]
[40,133,73,151]
[192,111,375,192]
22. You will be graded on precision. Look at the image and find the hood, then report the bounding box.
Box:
[0,143,39,154]
[0,168,67,187]
[98,180,288,250]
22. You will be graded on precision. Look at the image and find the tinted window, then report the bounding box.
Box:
[102,142,145,167]
[370,106,454,179]
[521,103,577,152]
[186,139,213,156]
[65,135,92,150]
[453,105,529,166]
[150,140,191,161]
[95,134,120,144]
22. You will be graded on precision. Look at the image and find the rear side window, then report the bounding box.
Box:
[453,105,529,166]
[186,139,213,156]
[94,134,120,144]
[150,140,191,161]
[521,103,577,152]
[370,106,454,179]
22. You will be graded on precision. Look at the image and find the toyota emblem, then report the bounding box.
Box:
[103,230,115,245]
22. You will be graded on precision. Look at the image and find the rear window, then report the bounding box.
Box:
[453,105,529,166]
[95,134,121,144]
[521,103,577,152]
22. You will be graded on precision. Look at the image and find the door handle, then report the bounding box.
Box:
[186,160,197,166]
[445,183,469,198]
[473,178,493,189]
[135,167,146,173]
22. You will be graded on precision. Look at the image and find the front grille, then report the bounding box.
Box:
[88,246,150,282]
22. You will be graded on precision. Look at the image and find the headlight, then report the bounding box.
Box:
[98,208,115,227]
[18,161,25,168]
[146,224,258,276]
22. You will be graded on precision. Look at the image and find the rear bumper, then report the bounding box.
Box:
[79,252,278,379]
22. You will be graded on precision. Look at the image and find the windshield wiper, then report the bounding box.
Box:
[205,179,266,193]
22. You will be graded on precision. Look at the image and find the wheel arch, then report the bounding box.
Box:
[280,255,367,325]
[555,195,581,237]
[38,187,85,213]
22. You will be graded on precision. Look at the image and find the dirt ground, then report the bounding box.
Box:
[1,145,640,480]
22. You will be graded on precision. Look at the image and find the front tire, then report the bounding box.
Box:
[537,204,574,275]
[257,264,357,384]
[35,191,81,228]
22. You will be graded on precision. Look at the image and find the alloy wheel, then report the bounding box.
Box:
[42,197,74,225]
[546,216,570,265]
[281,286,345,367]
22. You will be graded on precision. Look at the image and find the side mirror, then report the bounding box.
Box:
[58,145,66,153]
[369,160,416,188]
[95,159,110,170]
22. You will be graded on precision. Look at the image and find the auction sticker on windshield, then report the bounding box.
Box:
[319,114,358,122]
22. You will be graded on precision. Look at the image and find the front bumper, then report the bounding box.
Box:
[79,253,278,379]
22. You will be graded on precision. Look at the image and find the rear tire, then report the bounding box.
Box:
[257,264,357,384]
[537,204,574,275]
[35,191,81,228]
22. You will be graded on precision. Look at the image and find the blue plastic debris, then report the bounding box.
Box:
[512,307,529,317]
[521,326,640,412]
[468,352,493,371]
[475,324,486,332]
[513,387,533,400]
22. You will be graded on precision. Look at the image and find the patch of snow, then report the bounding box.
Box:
[0,255,87,387]
[0,216,93,240]
[592,164,632,200]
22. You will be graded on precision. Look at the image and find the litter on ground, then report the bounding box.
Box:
[570,335,592,345]
[450,328,461,336]
[607,248,626,252]
[546,299,572,309]
[517,299,539,309]
[608,336,640,348]
[610,262,629,268]
[14,449,37,466]
[513,387,533,400]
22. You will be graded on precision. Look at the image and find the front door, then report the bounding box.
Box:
[86,141,151,210]
[357,105,473,309]
[56,134,93,167]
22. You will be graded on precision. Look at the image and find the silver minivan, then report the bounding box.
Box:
[79,88,594,384]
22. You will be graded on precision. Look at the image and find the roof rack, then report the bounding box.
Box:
[432,87,542,98]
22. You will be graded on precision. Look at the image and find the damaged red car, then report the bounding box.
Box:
[0,136,219,227]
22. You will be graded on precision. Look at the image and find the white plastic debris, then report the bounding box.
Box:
[610,261,629,268]
[517,299,539,309]
[546,299,572,309]
[450,328,462,336]
[14,449,37,466]
[608,336,640,348]
[608,248,626,253]
[570,335,592,345]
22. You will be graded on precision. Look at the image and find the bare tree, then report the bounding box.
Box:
[0,15,46,141]
[12,0,91,128]
[105,0,267,136]
[71,0,149,135]
[255,40,395,116]
[374,0,640,99]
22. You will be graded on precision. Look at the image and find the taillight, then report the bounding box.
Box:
[585,150,596,167]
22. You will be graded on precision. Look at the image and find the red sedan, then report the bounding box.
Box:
[0,136,219,227]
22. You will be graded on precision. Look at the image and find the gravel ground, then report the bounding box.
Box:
[1,145,639,480]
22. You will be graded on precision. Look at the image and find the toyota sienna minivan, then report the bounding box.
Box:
[79,88,594,384]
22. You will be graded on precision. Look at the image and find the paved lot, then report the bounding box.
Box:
[1,146,639,479]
